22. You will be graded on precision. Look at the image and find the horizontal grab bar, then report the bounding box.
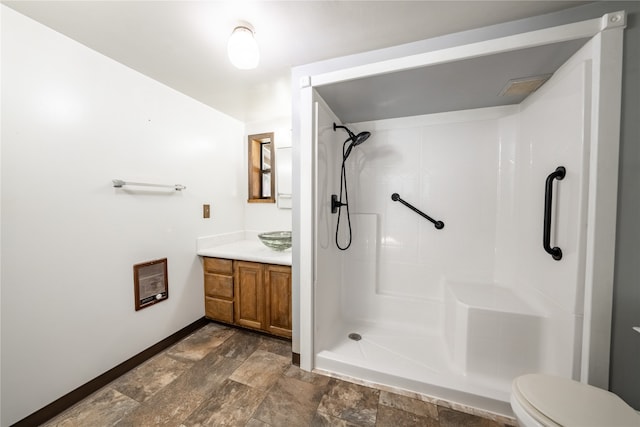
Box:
[391,193,444,230]
[112,179,186,191]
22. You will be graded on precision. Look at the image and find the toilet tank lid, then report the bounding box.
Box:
[514,374,640,427]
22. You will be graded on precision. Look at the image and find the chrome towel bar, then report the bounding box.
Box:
[112,179,186,191]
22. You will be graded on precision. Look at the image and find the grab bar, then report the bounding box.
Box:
[112,179,186,191]
[391,193,444,229]
[543,166,565,260]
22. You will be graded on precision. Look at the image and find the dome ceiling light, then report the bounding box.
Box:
[227,25,259,70]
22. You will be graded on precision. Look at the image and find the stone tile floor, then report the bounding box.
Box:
[43,322,516,426]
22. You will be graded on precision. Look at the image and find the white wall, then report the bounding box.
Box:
[508,40,592,379]
[0,6,245,425]
[356,112,502,290]
[314,98,343,351]
[334,109,505,330]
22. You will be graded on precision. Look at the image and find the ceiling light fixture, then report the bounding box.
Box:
[227,25,259,70]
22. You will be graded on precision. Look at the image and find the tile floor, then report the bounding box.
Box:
[43,322,516,426]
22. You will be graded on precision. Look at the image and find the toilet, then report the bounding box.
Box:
[511,374,640,427]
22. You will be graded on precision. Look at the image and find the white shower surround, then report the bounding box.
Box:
[298,12,625,416]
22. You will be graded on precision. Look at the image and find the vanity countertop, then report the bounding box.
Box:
[197,233,291,266]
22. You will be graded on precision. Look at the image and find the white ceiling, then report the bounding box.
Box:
[3,1,589,123]
[317,37,589,123]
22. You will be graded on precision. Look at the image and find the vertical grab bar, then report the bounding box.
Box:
[543,166,566,260]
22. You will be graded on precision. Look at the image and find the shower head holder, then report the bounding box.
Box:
[333,122,356,140]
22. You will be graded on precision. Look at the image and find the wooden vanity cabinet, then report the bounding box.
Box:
[203,257,291,339]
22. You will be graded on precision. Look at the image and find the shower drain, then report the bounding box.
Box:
[348,333,362,341]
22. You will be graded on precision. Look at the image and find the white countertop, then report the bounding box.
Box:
[196,232,292,266]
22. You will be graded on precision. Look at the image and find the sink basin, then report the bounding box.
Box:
[258,231,292,251]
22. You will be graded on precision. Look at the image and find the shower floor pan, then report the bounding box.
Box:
[314,320,514,417]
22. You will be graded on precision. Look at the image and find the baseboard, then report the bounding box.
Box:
[11,317,209,427]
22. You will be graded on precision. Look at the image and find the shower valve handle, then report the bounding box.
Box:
[331,194,347,214]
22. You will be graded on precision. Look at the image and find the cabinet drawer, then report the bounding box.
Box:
[205,297,234,323]
[204,273,233,298]
[204,257,233,274]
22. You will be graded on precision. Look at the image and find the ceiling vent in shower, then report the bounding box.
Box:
[499,74,552,97]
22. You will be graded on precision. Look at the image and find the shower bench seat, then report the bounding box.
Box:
[445,282,544,382]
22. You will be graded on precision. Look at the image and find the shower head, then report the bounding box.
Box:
[352,131,371,147]
[333,123,371,159]
[343,131,370,159]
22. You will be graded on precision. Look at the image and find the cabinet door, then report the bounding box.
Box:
[265,264,292,338]
[234,261,265,330]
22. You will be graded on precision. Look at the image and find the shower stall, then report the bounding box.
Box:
[296,12,625,416]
